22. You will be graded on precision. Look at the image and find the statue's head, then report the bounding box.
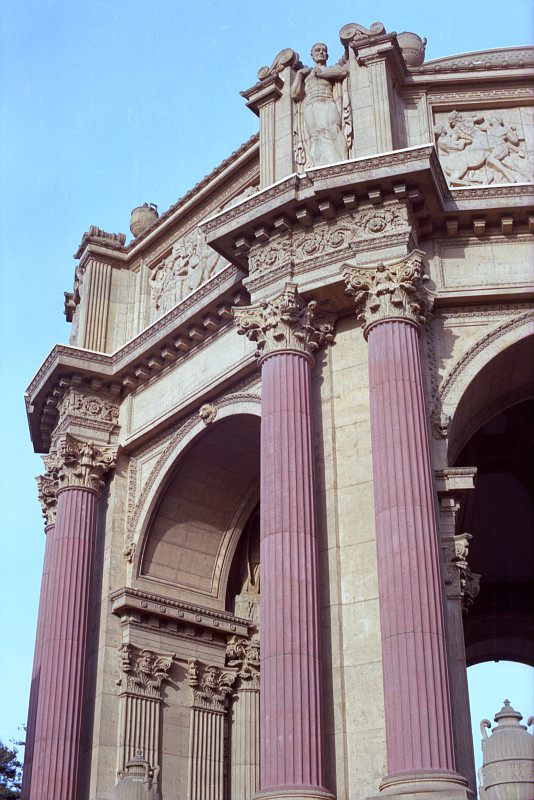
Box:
[311,42,328,64]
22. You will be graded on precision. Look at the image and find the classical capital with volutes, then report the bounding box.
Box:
[234,281,334,364]
[343,249,434,337]
[43,431,118,496]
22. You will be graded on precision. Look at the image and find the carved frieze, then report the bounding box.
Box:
[235,282,334,363]
[434,107,533,187]
[247,203,412,282]
[149,227,228,320]
[58,386,119,426]
[226,637,260,691]
[116,644,175,700]
[36,472,58,528]
[43,432,117,494]
[343,249,434,335]
[442,533,481,614]
[187,660,237,712]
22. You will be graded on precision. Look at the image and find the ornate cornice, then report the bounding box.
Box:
[116,644,175,700]
[187,660,237,712]
[442,533,481,614]
[36,472,58,528]
[43,432,117,494]
[343,249,434,336]
[226,636,260,692]
[234,282,334,364]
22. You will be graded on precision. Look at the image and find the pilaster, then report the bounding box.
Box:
[227,637,261,800]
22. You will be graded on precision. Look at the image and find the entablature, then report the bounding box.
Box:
[26,265,252,453]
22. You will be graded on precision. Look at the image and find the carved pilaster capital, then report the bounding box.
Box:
[116,644,175,701]
[36,471,59,528]
[52,380,120,445]
[226,636,260,692]
[343,249,434,337]
[187,660,237,712]
[44,432,117,495]
[234,282,334,364]
[442,533,481,614]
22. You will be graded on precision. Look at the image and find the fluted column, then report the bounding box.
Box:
[21,475,57,800]
[344,253,470,798]
[235,284,334,800]
[227,635,261,799]
[28,433,116,800]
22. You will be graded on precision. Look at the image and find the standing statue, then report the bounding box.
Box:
[291,42,352,168]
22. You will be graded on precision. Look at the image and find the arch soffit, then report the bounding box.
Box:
[429,311,534,455]
[126,395,261,583]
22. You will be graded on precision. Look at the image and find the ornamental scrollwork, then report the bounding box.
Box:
[234,282,334,363]
[442,533,481,614]
[116,644,175,700]
[187,660,237,712]
[43,432,117,494]
[226,636,260,691]
[343,250,434,335]
[58,388,119,425]
[36,472,59,528]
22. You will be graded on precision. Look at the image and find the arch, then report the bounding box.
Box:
[447,335,534,667]
[430,311,534,454]
[127,395,261,605]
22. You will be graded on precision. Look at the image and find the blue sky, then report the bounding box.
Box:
[1,0,532,780]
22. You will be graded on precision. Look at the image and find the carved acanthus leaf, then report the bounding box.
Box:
[234,282,334,363]
[344,249,434,335]
[442,533,481,613]
[36,472,59,527]
[187,660,238,711]
[116,644,175,700]
[226,636,260,691]
[44,432,117,494]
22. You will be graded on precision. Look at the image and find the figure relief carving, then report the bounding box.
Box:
[187,660,237,712]
[291,42,352,168]
[44,432,117,494]
[343,250,434,335]
[235,282,334,363]
[434,108,533,186]
[442,533,481,613]
[199,403,217,424]
[36,472,59,528]
[149,227,227,319]
[116,644,175,700]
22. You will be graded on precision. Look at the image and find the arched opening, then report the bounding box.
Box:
[447,335,534,792]
[140,414,260,604]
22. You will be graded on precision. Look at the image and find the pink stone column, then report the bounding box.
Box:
[29,485,98,800]
[367,319,466,793]
[21,523,54,800]
[258,351,332,800]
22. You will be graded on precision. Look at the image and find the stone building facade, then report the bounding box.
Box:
[23,21,533,800]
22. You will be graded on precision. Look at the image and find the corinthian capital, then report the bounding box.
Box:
[44,432,117,494]
[234,282,334,364]
[343,249,434,337]
[36,472,59,528]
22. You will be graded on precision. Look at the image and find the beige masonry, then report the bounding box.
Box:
[24,20,533,800]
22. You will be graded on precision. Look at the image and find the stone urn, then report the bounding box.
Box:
[112,751,161,800]
[479,700,534,800]
[397,32,427,67]
[130,203,158,238]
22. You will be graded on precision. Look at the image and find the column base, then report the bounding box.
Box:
[366,770,474,800]
[254,787,335,800]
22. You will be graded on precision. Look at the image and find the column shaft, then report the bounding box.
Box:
[30,486,98,800]
[21,526,54,800]
[260,351,327,796]
[367,320,456,777]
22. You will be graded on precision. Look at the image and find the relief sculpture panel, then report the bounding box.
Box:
[434,106,533,186]
[149,227,228,320]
